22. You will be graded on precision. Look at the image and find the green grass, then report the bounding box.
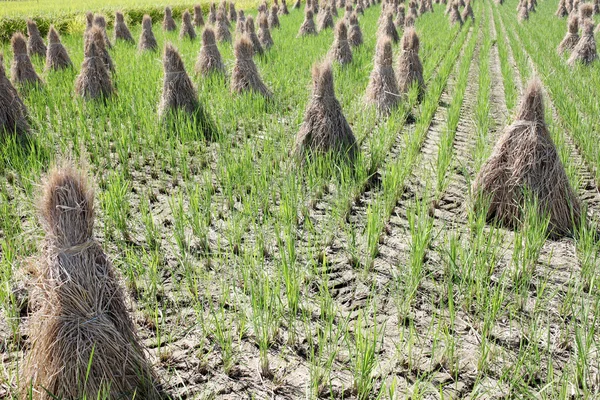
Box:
[0,0,256,17]
[2,0,600,398]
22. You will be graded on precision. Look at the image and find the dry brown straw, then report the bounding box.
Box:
[472,79,581,237]
[180,10,198,40]
[294,62,358,162]
[0,53,30,136]
[348,12,363,47]
[163,6,177,31]
[366,38,400,115]
[397,28,424,101]
[246,16,265,56]
[11,33,43,87]
[139,15,158,52]
[196,27,226,76]
[231,36,273,98]
[21,164,161,399]
[93,15,112,49]
[329,21,353,65]
[216,11,232,43]
[114,11,135,43]
[75,33,114,100]
[194,4,205,26]
[27,20,47,58]
[568,19,597,65]
[298,9,318,36]
[259,14,274,49]
[558,15,579,54]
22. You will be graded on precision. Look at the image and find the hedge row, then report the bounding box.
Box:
[0,4,209,43]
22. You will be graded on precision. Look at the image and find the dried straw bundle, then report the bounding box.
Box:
[294,0,302,9]
[75,40,114,100]
[218,1,230,26]
[269,5,281,28]
[237,10,247,34]
[93,15,112,49]
[113,12,135,44]
[159,43,211,135]
[196,27,226,76]
[11,33,43,87]
[329,21,353,65]
[566,0,573,12]
[366,38,400,115]
[397,28,424,100]
[194,4,205,26]
[139,15,158,52]
[163,7,177,31]
[230,2,238,21]
[209,3,218,24]
[280,0,290,14]
[579,3,593,20]
[445,0,453,14]
[231,36,272,98]
[419,0,427,15]
[570,0,580,15]
[27,20,47,58]
[45,27,72,71]
[449,2,463,25]
[298,9,318,36]
[180,10,198,40]
[259,15,275,49]
[472,80,581,237]
[595,0,600,15]
[85,12,94,32]
[378,12,399,43]
[395,5,406,27]
[405,14,415,27]
[0,53,30,136]
[294,62,358,162]
[461,1,474,22]
[318,6,335,30]
[245,17,265,56]
[344,4,354,19]
[21,165,161,400]
[348,12,363,47]
[408,1,419,18]
[85,26,115,73]
[568,19,597,65]
[558,15,579,54]
[356,0,365,14]
[215,11,232,42]
[518,5,529,21]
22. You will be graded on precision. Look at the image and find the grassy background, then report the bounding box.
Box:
[0,0,257,17]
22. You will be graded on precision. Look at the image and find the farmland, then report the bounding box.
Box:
[1,0,600,398]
